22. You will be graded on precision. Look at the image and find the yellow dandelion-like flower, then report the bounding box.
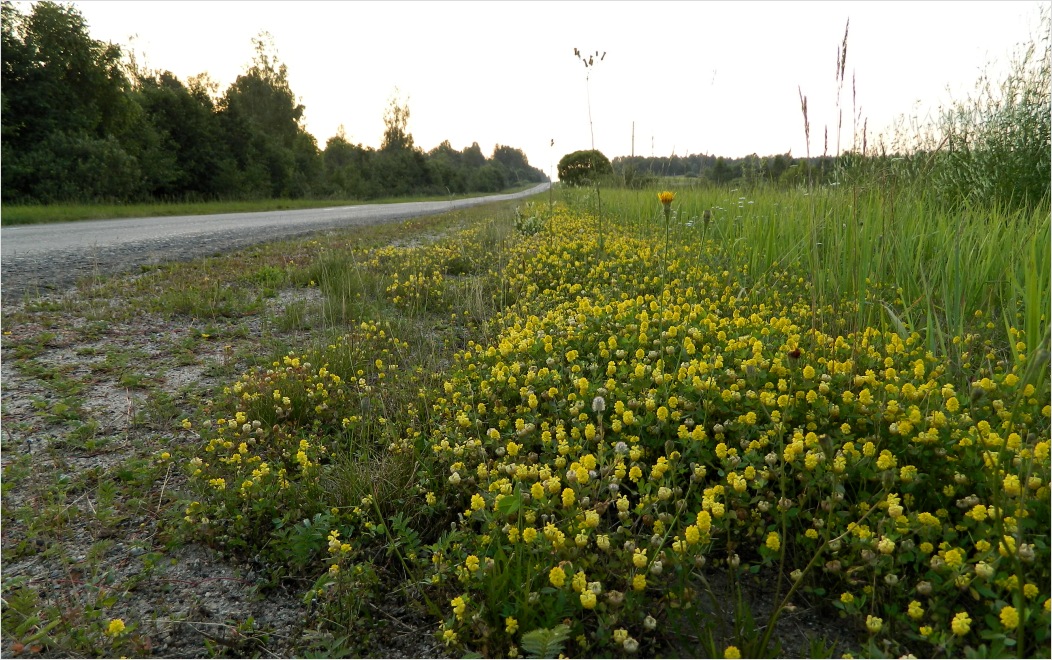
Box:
[658,191,675,206]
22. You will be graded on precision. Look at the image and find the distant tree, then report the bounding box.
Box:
[133,70,237,198]
[320,128,375,198]
[469,163,506,192]
[381,93,414,152]
[492,144,546,184]
[462,142,487,169]
[557,149,612,186]
[427,140,467,193]
[710,157,738,184]
[767,153,790,181]
[1,1,142,201]
[374,93,430,194]
[218,32,319,197]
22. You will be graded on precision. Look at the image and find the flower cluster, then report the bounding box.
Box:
[418,208,1050,656]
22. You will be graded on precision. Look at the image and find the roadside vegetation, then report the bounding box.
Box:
[2,7,1049,660]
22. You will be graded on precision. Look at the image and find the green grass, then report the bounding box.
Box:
[596,182,1050,392]
[3,174,1048,658]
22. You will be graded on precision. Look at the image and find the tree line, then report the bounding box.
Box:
[0,2,547,205]
[610,152,840,188]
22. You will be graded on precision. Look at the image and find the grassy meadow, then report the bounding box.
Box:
[177,177,1050,657]
[3,19,1050,655]
[2,175,1049,657]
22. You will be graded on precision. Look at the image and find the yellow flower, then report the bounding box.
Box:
[106,618,126,637]
[580,591,597,609]
[549,565,567,588]
[505,616,519,634]
[465,555,480,572]
[866,615,883,634]
[999,606,1019,630]
[907,600,924,620]
[572,570,588,593]
[951,611,971,636]
[724,646,741,659]
[561,487,576,508]
[632,573,647,591]
[658,191,675,206]
[765,532,780,552]
[632,548,648,568]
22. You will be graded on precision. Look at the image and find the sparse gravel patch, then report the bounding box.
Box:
[1,222,451,658]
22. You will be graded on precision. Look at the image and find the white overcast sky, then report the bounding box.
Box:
[63,1,1047,176]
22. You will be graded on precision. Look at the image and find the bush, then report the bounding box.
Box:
[558,149,613,187]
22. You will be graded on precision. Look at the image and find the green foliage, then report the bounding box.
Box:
[0,3,542,206]
[926,13,1050,212]
[520,624,571,658]
[557,149,612,186]
[1,1,139,202]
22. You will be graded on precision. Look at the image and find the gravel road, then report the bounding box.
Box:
[0,183,549,303]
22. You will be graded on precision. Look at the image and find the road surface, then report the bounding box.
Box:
[1,183,549,303]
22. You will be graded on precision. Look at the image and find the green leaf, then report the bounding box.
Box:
[520,624,572,659]
[496,490,521,516]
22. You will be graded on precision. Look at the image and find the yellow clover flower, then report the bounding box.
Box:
[549,565,567,588]
[951,611,972,636]
[999,606,1019,630]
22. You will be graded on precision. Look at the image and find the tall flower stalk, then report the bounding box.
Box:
[659,190,675,277]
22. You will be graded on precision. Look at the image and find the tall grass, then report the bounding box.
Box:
[591,9,1050,391]
[596,183,1049,391]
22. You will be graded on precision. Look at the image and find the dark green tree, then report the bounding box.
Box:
[461,142,487,169]
[1,1,142,201]
[709,156,738,184]
[557,149,612,186]
[373,94,430,194]
[492,144,545,184]
[132,70,236,198]
[217,32,319,198]
[427,140,467,193]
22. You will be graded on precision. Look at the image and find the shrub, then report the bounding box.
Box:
[558,149,613,187]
